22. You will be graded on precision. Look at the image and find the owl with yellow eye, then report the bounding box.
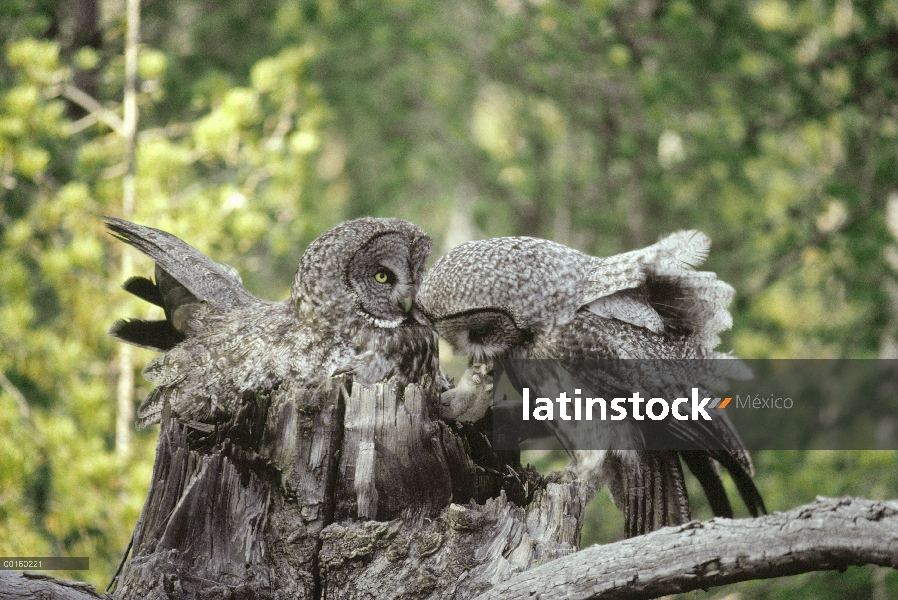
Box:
[107,216,439,429]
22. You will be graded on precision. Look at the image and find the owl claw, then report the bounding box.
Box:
[439,362,494,423]
[471,362,490,376]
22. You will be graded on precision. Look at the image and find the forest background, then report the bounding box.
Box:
[1,0,898,597]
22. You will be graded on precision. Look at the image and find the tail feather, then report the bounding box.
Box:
[122,276,164,307]
[109,318,184,351]
[606,450,692,537]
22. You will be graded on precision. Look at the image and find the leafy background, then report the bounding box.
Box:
[1,0,897,596]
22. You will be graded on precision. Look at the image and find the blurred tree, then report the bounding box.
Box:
[0,0,326,588]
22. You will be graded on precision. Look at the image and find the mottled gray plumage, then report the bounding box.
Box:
[108,217,438,429]
[418,231,765,536]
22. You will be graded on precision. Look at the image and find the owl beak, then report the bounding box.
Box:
[400,295,414,313]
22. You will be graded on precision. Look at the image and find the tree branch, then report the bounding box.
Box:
[57,84,125,135]
[0,370,32,422]
[0,571,105,599]
[478,496,898,600]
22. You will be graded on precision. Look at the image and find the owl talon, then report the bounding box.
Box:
[471,362,490,377]
[439,363,494,423]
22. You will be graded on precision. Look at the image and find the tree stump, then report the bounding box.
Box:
[109,376,574,600]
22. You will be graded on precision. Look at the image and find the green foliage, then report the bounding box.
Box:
[2,0,897,596]
[0,1,326,588]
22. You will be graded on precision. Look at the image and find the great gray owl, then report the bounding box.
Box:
[417,231,766,536]
[107,216,438,429]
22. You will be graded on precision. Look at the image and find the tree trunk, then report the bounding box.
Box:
[114,0,141,458]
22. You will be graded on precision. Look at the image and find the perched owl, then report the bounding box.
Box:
[418,231,766,536]
[107,217,438,429]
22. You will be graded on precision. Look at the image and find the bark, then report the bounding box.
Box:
[108,377,546,600]
[481,495,898,600]
[2,378,896,600]
[0,573,102,600]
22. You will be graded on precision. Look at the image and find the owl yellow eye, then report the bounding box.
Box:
[374,269,391,283]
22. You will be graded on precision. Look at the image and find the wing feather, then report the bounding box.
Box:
[582,231,735,352]
[105,217,254,312]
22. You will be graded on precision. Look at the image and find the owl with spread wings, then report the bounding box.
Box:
[417,231,766,536]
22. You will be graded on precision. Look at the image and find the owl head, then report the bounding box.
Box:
[292,217,433,330]
[417,237,591,360]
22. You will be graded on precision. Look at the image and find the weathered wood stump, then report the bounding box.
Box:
[108,376,579,600]
[5,373,897,600]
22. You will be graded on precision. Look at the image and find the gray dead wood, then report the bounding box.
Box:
[0,572,104,600]
[3,376,897,600]
[107,376,548,599]
[478,495,898,600]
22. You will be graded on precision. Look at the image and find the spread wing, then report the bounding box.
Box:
[106,217,257,350]
[583,230,734,350]
[105,218,284,429]
[564,232,763,534]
